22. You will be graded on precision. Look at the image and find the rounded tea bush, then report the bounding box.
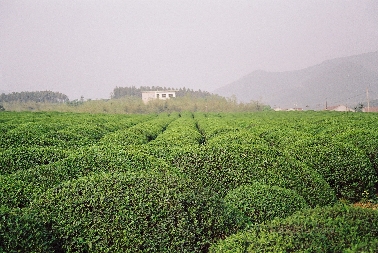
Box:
[0,206,57,253]
[224,182,309,229]
[289,137,377,202]
[30,170,234,253]
[207,130,267,146]
[210,204,378,253]
[0,145,170,209]
[332,129,378,187]
[172,143,336,207]
[0,147,68,175]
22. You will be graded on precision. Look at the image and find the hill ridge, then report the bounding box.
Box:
[214,51,378,110]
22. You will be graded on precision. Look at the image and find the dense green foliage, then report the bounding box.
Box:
[1,110,378,252]
[99,113,178,146]
[30,171,232,253]
[224,183,309,229]
[289,137,376,201]
[171,144,336,207]
[0,206,57,253]
[0,147,68,175]
[210,204,378,253]
[0,146,169,209]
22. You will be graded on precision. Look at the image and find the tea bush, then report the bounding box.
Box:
[0,145,169,208]
[332,129,378,179]
[99,113,178,146]
[172,143,336,207]
[145,113,203,159]
[194,113,237,140]
[0,206,57,253]
[258,127,312,149]
[0,122,66,148]
[224,182,309,229]
[30,171,234,253]
[148,113,203,147]
[289,137,377,201]
[1,111,378,252]
[0,147,68,175]
[207,130,266,146]
[0,112,152,149]
[210,204,378,253]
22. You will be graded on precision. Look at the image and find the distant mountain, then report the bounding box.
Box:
[214,51,378,110]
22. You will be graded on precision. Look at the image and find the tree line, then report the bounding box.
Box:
[0,91,69,103]
[111,86,214,99]
[0,87,270,113]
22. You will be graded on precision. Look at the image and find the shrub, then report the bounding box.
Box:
[210,204,378,253]
[30,171,234,253]
[224,182,309,229]
[344,239,378,253]
[42,124,107,148]
[172,143,336,207]
[145,115,203,159]
[207,130,266,146]
[332,129,378,184]
[194,113,237,140]
[99,113,178,146]
[0,147,68,175]
[0,206,57,253]
[0,145,169,208]
[289,137,377,201]
[148,115,203,147]
[0,122,64,148]
[258,127,311,148]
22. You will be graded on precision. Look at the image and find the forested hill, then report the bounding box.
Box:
[0,91,69,103]
[214,51,378,110]
[111,86,214,99]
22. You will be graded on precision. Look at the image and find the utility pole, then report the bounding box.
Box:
[367,88,370,112]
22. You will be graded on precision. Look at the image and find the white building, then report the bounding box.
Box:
[326,105,354,112]
[286,108,303,111]
[142,90,177,104]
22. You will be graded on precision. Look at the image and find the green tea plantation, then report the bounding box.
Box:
[1,111,378,252]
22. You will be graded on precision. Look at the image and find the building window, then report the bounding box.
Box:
[156,94,160,98]
[162,94,167,98]
[169,94,173,98]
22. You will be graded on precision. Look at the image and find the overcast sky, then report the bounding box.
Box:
[1,0,378,100]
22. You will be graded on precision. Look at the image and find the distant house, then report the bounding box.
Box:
[326,105,354,112]
[142,90,177,104]
[362,107,378,113]
[286,108,303,111]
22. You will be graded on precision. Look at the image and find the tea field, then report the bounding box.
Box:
[1,111,378,252]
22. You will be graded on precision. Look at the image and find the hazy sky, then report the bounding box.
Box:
[1,0,378,100]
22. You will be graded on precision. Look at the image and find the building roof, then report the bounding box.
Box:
[363,107,378,112]
[142,90,177,93]
[326,105,354,111]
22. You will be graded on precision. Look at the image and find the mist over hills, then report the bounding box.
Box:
[214,51,378,110]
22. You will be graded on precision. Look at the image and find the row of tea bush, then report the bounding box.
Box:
[1,111,378,252]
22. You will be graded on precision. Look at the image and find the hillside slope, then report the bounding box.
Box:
[214,51,378,110]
